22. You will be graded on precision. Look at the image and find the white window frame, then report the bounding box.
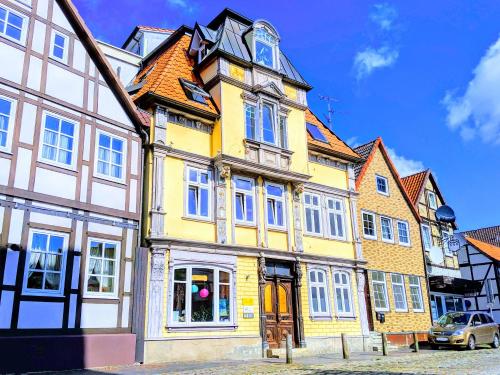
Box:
[391,273,408,312]
[83,238,121,299]
[278,114,288,149]
[233,175,256,226]
[303,192,322,236]
[0,4,28,45]
[361,210,377,240]
[427,191,437,210]
[308,267,331,318]
[396,220,411,246]
[421,224,432,250]
[371,271,389,312]
[94,129,127,183]
[333,269,355,318]
[409,275,424,312]
[441,230,452,256]
[326,197,346,241]
[38,111,79,170]
[49,30,69,64]
[380,216,394,243]
[260,101,277,146]
[22,229,68,297]
[0,94,16,153]
[244,102,257,141]
[185,166,213,221]
[264,181,286,230]
[375,175,389,196]
[253,25,279,70]
[168,264,235,327]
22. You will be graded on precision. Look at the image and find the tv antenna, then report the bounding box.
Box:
[318,95,339,126]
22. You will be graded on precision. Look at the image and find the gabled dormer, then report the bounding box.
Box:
[243,20,280,71]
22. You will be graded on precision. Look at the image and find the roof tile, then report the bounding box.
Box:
[465,236,500,261]
[401,170,428,205]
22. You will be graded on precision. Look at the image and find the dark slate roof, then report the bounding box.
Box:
[198,9,311,89]
[353,140,377,178]
[462,226,500,247]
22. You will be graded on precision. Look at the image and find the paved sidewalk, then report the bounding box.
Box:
[41,347,500,375]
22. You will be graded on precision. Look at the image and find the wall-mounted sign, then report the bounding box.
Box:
[448,236,461,252]
[243,305,254,319]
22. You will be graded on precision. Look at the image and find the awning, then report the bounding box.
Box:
[428,276,482,296]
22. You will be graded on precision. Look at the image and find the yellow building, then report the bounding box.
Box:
[354,138,432,342]
[132,9,369,363]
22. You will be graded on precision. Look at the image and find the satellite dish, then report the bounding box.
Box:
[435,205,456,223]
[428,246,444,265]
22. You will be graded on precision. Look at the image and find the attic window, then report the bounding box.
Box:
[254,25,278,69]
[180,79,210,104]
[306,123,328,143]
[139,63,156,82]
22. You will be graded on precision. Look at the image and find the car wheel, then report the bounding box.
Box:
[467,335,476,350]
[492,334,500,349]
[430,344,439,350]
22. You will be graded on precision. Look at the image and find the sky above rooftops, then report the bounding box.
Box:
[75,0,500,230]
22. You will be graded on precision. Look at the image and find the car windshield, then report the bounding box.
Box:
[437,312,470,326]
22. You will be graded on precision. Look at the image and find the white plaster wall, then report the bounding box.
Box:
[18,301,64,328]
[30,210,72,228]
[13,148,32,190]
[121,296,130,328]
[91,181,126,210]
[131,140,139,175]
[51,1,73,32]
[3,249,19,285]
[45,63,84,107]
[68,294,77,328]
[19,102,37,144]
[97,85,133,126]
[36,0,48,18]
[0,44,25,84]
[0,290,14,328]
[80,303,118,328]
[31,21,46,55]
[0,158,10,185]
[34,167,76,200]
[73,40,86,73]
[129,179,137,213]
[8,208,24,245]
[27,56,43,91]
[80,165,89,202]
[87,220,123,237]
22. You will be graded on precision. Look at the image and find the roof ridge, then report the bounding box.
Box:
[463,225,500,232]
[401,169,429,180]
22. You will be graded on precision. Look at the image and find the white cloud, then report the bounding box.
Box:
[370,3,398,31]
[166,0,196,13]
[354,46,399,80]
[386,147,425,177]
[346,136,360,148]
[443,36,500,145]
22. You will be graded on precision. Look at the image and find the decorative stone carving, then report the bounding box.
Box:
[292,184,304,253]
[356,269,370,336]
[150,151,166,237]
[215,164,229,244]
[147,248,166,338]
[294,257,306,348]
[293,183,304,196]
[258,254,267,285]
[154,106,168,145]
[219,165,231,180]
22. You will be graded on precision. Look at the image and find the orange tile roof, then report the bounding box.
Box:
[132,33,218,115]
[465,236,500,261]
[401,170,428,205]
[305,109,360,161]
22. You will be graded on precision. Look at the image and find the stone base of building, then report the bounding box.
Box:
[0,333,136,373]
[144,336,262,363]
[304,335,370,354]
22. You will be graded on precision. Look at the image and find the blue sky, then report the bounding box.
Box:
[74,0,500,231]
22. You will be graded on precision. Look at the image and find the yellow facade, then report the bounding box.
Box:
[356,143,431,333]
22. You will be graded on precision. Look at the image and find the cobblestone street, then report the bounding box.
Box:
[64,348,500,375]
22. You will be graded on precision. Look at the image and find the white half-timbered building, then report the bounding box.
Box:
[0,0,145,372]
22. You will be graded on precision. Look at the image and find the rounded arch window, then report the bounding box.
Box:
[254,23,279,69]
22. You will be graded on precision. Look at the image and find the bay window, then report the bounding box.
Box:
[333,270,353,317]
[308,268,330,317]
[22,230,68,296]
[170,265,233,326]
[265,182,285,229]
[409,276,424,312]
[304,192,321,235]
[186,167,212,220]
[391,273,408,311]
[371,271,389,311]
[233,176,255,225]
[326,198,345,240]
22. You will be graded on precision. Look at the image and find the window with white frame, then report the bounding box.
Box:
[245,103,256,140]
[261,102,276,144]
[391,274,408,311]
[441,230,451,255]
[427,191,437,209]
[233,176,255,225]
[40,112,77,168]
[409,275,424,312]
[50,31,68,64]
[397,220,410,246]
[0,5,27,44]
[265,182,285,229]
[96,131,125,181]
[362,211,377,239]
[170,265,233,326]
[376,175,389,195]
[380,216,394,242]
[186,167,212,220]
[0,95,16,152]
[371,271,389,311]
[308,268,330,317]
[254,26,278,69]
[304,192,321,235]
[84,239,120,298]
[333,270,353,316]
[278,115,287,149]
[326,197,345,240]
[22,230,68,295]
[421,224,432,250]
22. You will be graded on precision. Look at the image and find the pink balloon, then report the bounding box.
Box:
[199,288,209,298]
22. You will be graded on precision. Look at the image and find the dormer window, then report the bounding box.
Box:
[180,79,210,105]
[198,44,208,63]
[252,23,279,70]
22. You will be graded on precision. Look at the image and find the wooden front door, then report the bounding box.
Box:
[264,279,295,348]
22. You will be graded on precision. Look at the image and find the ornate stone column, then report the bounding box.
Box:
[257,254,268,355]
[356,269,370,336]
[294,257,306,348]
[147,247,166,338]
[150,150,166,237]
[292,183,304,253]
[215,163,230,244]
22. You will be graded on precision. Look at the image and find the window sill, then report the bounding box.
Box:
[0,33,26,48]
[374,308,390,313]
[309,315,333,321]
[0,148,13,156]
[381,239,395,244]
[182,216,215,224]
[412,309,425,313]
[376,191,390,197]
[303,232,324,239]
[22,290,64,298]
[335,315,357,321]
[363,235,378,241]
[93,173,127,186]
[268,226,287,233]
[82,294,119,300]
[37,159,77,174]
[49,56,69,66]
[398,242,411,247]
[243,138,293,156]
[235,223,257,229]
[394,309,409,313]
[166,325,238,332]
